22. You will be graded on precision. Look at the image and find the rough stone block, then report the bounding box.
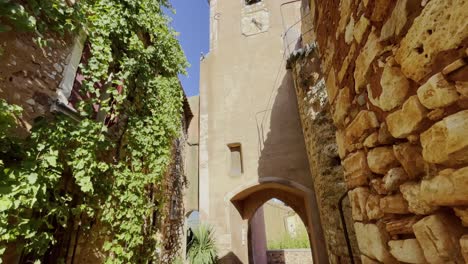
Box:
[326,67,338,104]
[400,182,438,215]
[336,0,352,38]
[353,15,370,44]
[378,122,394,145]
[332,86,351,126]
[420,110,468,165]
[349,187,370,221]
[363,132,378,148]
[454,207,468,227]
[393,143,425,179]
[421,167,468,206]
[413,214,465,263]
[417,73,459,109]
[366,194,384,220]
[354,222,396,263]
[386,215,421,236]
[345,110,379,147]
[380,0,409,41]
[461,235,468,263]
[456,81,468,97]
[361,255,380,264]
[338,44,356,83]
[336,129,347,159]
[386,96,427,138]
[380,194,410,214]
[370,0,392,21]
[367,146,399,175]
[369,65,409,111]
[371,178,388,195]
[342,151,371,189]
[442,58,467,76]
[354,31,383,93]
[383,167,409,192]
[395,0,468,82]
[388,239,427,264]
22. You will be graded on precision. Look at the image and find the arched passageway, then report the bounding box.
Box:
[227,178,329,264]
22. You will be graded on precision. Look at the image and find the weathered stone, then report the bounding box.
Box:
[337,44,356,83]
[400,182,438,215]
[354,31,383,93]
[417,73,459,109]
[455,81,468,97]
[421,167,468,206]
[370,0,392,21]
[336,0,352,39]
[326,68,338,104]
[354,222,396,263]
[388,239,427,264]
[386,96,427,138]
[349,187,370,221]
[353,16,370,44]
[332,86,351,126]
[380,0,409,41]
[380,194,410,214]
[369,65,409,111]
[344,17,354,44]
[383,167,409,192]
[420,110,468,165]
[342,151,371,189]
[393,143,425,179]
[386,215,421,236]
[395,0,468,82]
[413,214,465,263]
[336,129,347,159]
[345,110,379,147]
[461,235,468,263]
[363,132,378,148]
[371,178,388,195]
[366,194,384,220]
[442,58,467,76]
[361,255,380,264]
[454,207,468,227]
[367,146,399,175]
[427,108,445,121]
[378,122,394,145]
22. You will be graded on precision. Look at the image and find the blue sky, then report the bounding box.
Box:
[167,0,210,97]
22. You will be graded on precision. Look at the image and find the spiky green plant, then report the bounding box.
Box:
[187,224,218,264]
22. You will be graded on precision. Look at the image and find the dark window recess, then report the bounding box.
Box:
[228,143,243,177]
[246,0,261,5]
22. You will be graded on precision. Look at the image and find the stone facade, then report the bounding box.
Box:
[266,249,313,264]
[291,0,468,262]
[289,48,359,263]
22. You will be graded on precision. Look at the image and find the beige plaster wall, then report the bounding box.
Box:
[198,0,325,262]
[185,96,200,214]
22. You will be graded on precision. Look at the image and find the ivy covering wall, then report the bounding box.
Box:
[0,0,188,263]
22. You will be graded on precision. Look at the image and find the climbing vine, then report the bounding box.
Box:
[0,0,188,263]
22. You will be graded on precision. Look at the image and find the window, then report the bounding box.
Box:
[245,0,261,5]
[228,143,243,177]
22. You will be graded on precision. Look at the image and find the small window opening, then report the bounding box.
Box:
[245,0,261,5]
[228,143,243,177]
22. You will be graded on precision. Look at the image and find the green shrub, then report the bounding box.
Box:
[267,230,310,250]
[187,224,218,264]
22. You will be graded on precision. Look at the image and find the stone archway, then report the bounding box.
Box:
[226,177,329,264]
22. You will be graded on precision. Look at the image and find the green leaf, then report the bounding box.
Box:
[0,197,11,212]
[27,173,38,184]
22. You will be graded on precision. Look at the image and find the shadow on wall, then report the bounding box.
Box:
[218,251,243,264]
[257,71,311,187]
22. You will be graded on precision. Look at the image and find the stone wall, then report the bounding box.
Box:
[266,249,313,264]
[295,0,468,263]
[0,31,75,131]
[289,47,359,263]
